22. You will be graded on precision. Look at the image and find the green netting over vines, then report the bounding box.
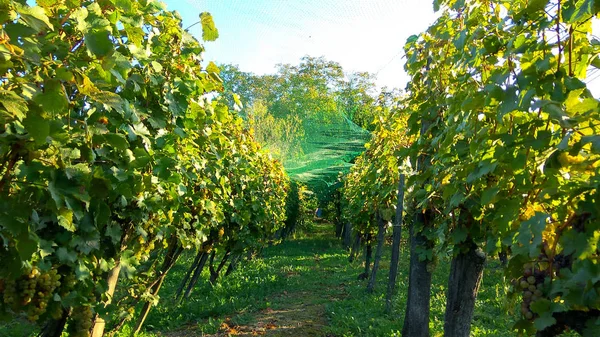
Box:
[284,115,370,199]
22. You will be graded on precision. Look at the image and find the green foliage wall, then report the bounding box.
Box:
[0,1,288,335]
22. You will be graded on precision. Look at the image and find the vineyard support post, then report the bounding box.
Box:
[402,209,433,337]
[335,190,343,237]
[367,211,386,293]
[91,261,122,337]
[386,173,405,313]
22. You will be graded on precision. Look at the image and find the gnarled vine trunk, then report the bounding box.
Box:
[209,249,231,284]
[343,222,353,249]
[225,253,241,277]
[402,113,433,337]
[175,250,204,300]
[401,209,433,337]
[349,232,361,263]
[183,251,210,300]
[443,239,486,337]
[38,308,70,337]
[133,244,183,336]
[359,233,373,280]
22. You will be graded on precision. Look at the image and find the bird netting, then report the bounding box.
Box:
[284,114,370,200]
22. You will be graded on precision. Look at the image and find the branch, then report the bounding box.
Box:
[0,144,20,193]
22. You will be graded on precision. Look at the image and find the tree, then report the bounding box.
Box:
[337,72,377,130]
[269,56,344,122]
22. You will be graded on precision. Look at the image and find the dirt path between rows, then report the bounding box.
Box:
[161,239,343,336]
[209,290,328,336]
[162,277,333,337]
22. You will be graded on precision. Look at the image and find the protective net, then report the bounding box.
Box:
[284,115,370,200]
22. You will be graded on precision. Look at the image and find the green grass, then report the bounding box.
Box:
[117,223,516,336]
[1,223,574,336]
[0,318,37,337]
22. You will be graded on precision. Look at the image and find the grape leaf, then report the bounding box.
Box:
[0,90,28,121]
[200,12,219,41]
[85,30,114,57]
[534,312,557,331]
[33,79,69,116]
[92,91,125,114]
[57,208,75,232]
[56,247,77,263]
[16,231,38,261]
[514,212,547,258]
[207,61,220,74]
[103,133,129,150]
[480,187,499,205]
[23,112,49,145]
[563,0,595,23]
[14,3,54,33]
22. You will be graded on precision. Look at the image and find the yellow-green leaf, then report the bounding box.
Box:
[200,12,219,42]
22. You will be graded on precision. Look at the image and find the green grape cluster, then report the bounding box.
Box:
[47,301,64,320]
[1,279,17,306]
[0,267,61,322]
[66,305,93,337]
[60,274,77,296]
[518,263,547,321]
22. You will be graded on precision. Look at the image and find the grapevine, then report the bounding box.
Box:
[0,1,289,336]
[341,0,600,334]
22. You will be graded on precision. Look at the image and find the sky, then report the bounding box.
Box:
[161,0,600,96]
[163,0,439,90]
